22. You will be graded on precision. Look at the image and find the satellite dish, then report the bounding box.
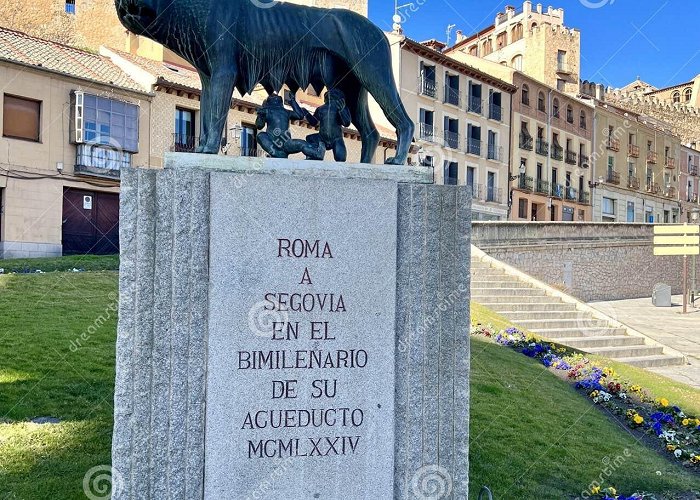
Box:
[392,14,402,23]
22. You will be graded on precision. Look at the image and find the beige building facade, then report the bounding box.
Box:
[680,145,700,220]
[0,27,152,258]
[447,1,580,95]
[589,102,682,223]
[374,34,515,220]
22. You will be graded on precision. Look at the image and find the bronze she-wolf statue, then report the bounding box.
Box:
[115,0,415,165]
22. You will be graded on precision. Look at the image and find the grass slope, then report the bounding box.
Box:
[0,258,697,499]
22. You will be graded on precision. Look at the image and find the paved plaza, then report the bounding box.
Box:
[591,296,700,388]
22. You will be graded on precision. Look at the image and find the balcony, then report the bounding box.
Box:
[419,123,437,142]
[628,144,640,158]
[690,164,699,177]
[487,145,503,162]
[418,77,438,99]
[606,138,620,152]
[536,139,549,156]
[579,191,590,205]
[489,104,502,121]
[647,151,658,164]
[579,154,590,168]
[466,138,481,156]
[551,183,564,199]
[467,95,482,114]
[556,62,573,74]
[688,193,699,203]
[171,133,198,153]
[551,144,564,161]
[75,144,129,179]
[565,186,578,201]
[444,130,460,149]
[646,181,660,195]
[535,179,550,195]
[519,134,533,151]
[444,86,460,107]
[628,175,640,190]
[665,156,676,169]
[664,186,677,199]
[565,150,578,165]
[485,186,503,204]
[469,183,484,200]
[518,174,534,191]
[606,170,621,185]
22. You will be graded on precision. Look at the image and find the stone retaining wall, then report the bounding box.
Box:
[472,222,699,302]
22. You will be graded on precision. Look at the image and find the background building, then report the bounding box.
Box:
[680,145,700,220]
[447,1,581,95]
[374,34,515,220]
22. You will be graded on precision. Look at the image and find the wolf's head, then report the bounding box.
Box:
[114,0,160,36]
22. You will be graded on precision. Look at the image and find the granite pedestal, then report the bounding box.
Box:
[113,154,471,499]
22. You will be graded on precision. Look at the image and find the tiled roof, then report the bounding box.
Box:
[0,26,146,93]
[105,47,204,92]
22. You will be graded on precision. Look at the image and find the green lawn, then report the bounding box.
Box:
[0,259,698,499]
[0,254,119,273]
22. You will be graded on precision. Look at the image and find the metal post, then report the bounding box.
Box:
[684,255,688,314]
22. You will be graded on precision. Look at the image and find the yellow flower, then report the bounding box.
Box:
[606,487,617,495]
[591,486,601,494]
[667,445,677,451]
[634,415,644,425]
[682,418,690,426]
[695,419,700,426]
[659,398,669,407]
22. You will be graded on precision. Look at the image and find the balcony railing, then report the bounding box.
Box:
[565,186,578,201]
[665,156,676,169]
[606,138,620,152]
[606,170,621,185]
[551,183,564,199]
[467,96,482,114]
[579,191,590,205]
[487,145,503,162]
[690,164,699,177]
[536,139,549,156]
[535,179,550,195]
[551,144,564,161]
[565,150,578,165]
[646,181,660,195]
[647,151,658,164]
[556,62,573,74]
[444,130,460,149]
[518,174,534,191]
[628,144,640,158]
[664,186,677,198]
[579,154,590,168]
[418,77,438,99]
[520,134,533,151]
[628,175,640,190]
[489,104,502,121]
[485,186,503,204]
[172,133,198,152]
[444,86,460,107]
[466,138,481,156]
[419,123,437,142]
[469,183,483,200]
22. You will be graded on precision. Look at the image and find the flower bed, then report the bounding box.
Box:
[471,323,699,497]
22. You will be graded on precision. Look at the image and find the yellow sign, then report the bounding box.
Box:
[653,224,700,257]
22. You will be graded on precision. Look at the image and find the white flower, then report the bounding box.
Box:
[619,393,628,400]
[674,449,682,458]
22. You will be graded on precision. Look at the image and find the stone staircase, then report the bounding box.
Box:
[471,256,686,368]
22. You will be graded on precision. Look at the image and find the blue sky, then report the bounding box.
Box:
[368,0,700,90]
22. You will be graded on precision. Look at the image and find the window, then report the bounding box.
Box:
[468,82,482,114]
[241,124,257,156]
[627,201,635,222]
[3,94,41,142]
[538,91,546,112]
[65,0,75,14]
[483,39,493,55]
[444,161,458,185]
[419,63,437,98]
[486,172,497,202]
[420,155,434,168]
[672,91,681,103]
[489,91,502,121]
[521,84,530,105]
[174,108,195,152]
[496,32,507,49]
[602,197,616,216]
[511,23,523,42]
[468,45,478,56]
[76,93,139,152]
[467,166,476,187]
[566,104,574,124]
[518,198,528,219]
[557,79,566,91]
[579,110,587,129]
[557,50,567,71]
[512,55,523,71]
[685,88,693,102]
[552,98,560,118]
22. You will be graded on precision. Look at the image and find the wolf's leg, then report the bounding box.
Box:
[336,77,379,164]
[196,65,237,154]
